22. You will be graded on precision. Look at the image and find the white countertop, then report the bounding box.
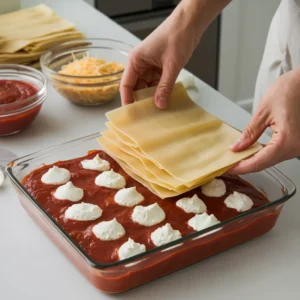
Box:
[1,1,300,299]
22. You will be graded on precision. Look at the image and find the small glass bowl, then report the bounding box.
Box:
[40,39,133,106]
[0,64,47,136]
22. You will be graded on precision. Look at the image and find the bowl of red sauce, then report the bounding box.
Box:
[0,64,47,136]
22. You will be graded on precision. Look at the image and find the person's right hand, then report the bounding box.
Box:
[120,8,199,109]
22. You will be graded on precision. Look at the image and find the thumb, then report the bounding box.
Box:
[154,65,179,109]
[230,109,268,152]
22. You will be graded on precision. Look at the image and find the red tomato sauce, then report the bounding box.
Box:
[22,150,270,264]
[0,80,38,105]
[0,80,40,135]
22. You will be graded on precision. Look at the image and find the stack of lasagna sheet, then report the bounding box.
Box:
[0,4,83,68]
[98,83,262,198]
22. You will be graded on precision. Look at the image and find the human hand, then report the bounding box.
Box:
[229,67,300,174]
[120,0,231,108]
[120,10,198,109]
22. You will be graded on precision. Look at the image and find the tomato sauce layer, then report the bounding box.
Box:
[22,150,270,264]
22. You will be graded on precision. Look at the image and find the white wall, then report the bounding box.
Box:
[219,0,281,109]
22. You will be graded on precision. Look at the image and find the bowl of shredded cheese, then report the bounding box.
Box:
[40,39,132,105]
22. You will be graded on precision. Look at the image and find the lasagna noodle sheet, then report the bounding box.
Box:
[99,132,233,187]
[0,51,45,65]
[99,133,185,189]
[0,19,75,53]
[106,121,137,147]
[105,83,262,183]
[100,134,231,198]
[101,128,206,189]
[98,136,183,191]
[105,120,226,188]
[98,83,262,198]
[99,137,175,197]
[0,4,82,60]
[23,31,83,52]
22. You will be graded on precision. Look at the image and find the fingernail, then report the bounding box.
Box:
[230,138,241,149]
[157,97,167,109]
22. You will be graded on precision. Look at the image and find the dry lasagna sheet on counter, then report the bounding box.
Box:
[0,4,84,66]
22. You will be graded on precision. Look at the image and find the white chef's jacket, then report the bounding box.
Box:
[253,0,300,113]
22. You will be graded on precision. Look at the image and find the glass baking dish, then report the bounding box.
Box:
[6,133,296,293]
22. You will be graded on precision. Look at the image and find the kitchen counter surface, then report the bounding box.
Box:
[1,0,299,299]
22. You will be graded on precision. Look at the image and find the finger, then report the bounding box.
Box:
[120,60,138,105]
[148,79,160,87]
[145,70,161,87]
[135,79,148,90]
[139,68,161,85]
[154,65,179,109]
[228,142,283,174]
[230,108,269,152]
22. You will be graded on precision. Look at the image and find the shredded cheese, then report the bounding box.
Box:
[59,56,124,77]
[53,56,124,105]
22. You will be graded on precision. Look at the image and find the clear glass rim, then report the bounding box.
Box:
[5,132,297,269]
[40,38,133,83]
[0,64,47,116]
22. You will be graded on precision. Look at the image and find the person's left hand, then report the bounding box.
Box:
[229,66,300,174]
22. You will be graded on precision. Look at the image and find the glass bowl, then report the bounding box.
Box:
[0,64,47,136]
[40,39,133,106]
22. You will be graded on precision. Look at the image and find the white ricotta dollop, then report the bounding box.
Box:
[95,169,126,189]
[176,194,207,214]
[132,203,165,226]
[92,218,125,241]
[114,186,144,207]
[188,212,220,231]
[54,181,84,202]
[41,166,71,185]
[81,154,110,171]
[151,223,182,247]
[201,178,226,197]
[118,238,146,260]
[224,191,254,212]
[65,203,102,221]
